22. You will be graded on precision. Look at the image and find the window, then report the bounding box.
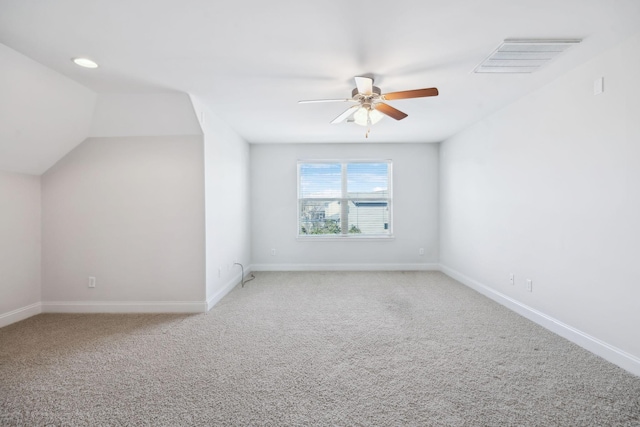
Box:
[298,161,392,238]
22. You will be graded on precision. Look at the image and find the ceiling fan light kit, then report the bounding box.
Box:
[353,106,384,126]
[299,76,439,136]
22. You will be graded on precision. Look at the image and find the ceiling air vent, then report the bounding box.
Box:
[473,39,581,73]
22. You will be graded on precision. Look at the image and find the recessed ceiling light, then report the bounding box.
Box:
[72,57,98,69]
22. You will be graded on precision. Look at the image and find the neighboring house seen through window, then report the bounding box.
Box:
[297,161,392,238]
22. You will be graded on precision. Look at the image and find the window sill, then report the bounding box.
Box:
[297,235,395,242]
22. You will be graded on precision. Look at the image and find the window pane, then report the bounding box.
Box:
[299,200,342,235]
[298,161,391,238]
[347,163,388,199]
[299,163,342,198]
[348,200,389,234]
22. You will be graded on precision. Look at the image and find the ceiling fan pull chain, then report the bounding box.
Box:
[365,111,371,138]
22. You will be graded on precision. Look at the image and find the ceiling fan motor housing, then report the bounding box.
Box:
[352,86,382,100]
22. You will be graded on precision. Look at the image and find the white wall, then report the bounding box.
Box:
[190,97,251,308]
[41,136,206,312]
[251,143,439,270]
[0,43,96,175]
[440,32,640,372]
[0,171,41,326]
[90,93,202,138]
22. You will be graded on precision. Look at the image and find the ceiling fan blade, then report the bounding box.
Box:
[374,103,408,120]
[354,76,373,95]
[331,105,360,124]
[382,87,439,100]
[298,98,355,104]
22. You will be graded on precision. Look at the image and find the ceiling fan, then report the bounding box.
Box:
[299,76,439,128]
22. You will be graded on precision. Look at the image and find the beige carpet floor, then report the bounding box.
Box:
[1,271,639,426]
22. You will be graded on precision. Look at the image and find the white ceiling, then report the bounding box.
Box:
[1,0,639,145]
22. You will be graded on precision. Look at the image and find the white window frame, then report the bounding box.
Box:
[297,160,393,240]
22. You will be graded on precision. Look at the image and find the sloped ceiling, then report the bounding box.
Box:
[1,0,640,160]
[0,43,96,175]
[0,45,203,175]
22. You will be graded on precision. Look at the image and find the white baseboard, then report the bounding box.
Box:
[41,300,207,313]
[8,266,638,377]
[251,263,440,272]
[0,302,42,328]
[440,264,640,377]
[207,270,245,311]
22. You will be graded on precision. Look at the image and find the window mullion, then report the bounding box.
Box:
[340,163,348,235]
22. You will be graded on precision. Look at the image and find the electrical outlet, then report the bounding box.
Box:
[526,279,533,292]
[509,274,514,285]
[419,248,425,256]
[270,248,276,256]
[594,77,604,95]
[88,276,96,288]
